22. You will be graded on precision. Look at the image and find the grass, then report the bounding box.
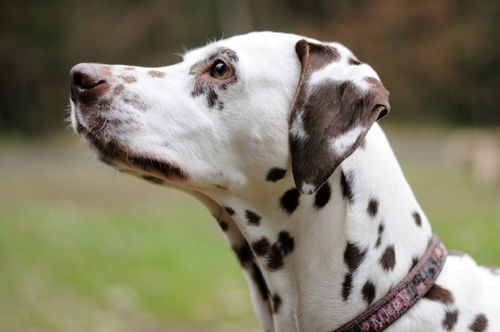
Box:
[0,127,499,331]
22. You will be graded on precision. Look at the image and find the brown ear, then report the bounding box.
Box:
[290,39,390,194]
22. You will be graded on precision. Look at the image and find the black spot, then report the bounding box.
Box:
[469,313,488,332]
[362,280,376,305]
[207,88,218,108]
[367,199,378,217]
[251,263,269,300]
[375,223,384,248]
[340,171,354,203]
[266,168,286,182]
[218,220,228,231]
[267,244,284,270]
[217,100,224,111]
[342,242,366,301]
[409,256,419,272]
[272,293,282,313]
[277,231,295,255]
[224,206,235,216]
[344,243,366,272]
[141,175,165,185]
[233,242,252,267]
[314,182,331,208]
[442,309,459,331]
[342,273,353,301]
[413,211,422,227]
[245,210,261,226]
[280,188,300,215]
[380,245,396,271]
[252,237,270,256]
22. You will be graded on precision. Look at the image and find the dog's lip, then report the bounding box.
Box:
[75,120,188,181]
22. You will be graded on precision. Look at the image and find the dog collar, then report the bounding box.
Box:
[334,234,447,332]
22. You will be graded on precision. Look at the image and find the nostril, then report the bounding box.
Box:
[73,72,84,89]
[70,63,110,103]
[72,71,102,90]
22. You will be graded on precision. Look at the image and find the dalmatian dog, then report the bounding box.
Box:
[69,32,499,331]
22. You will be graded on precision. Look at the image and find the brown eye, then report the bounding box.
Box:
[211,61,229,79]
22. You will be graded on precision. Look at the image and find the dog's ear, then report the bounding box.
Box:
[290,39,390,194]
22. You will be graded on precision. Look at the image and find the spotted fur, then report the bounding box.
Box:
[70,32,500,332]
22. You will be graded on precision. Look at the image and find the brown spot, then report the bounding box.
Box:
[267,243,284,271]
[409,256,419,272]
[375,223,384,248]
[362,280,376,305]
[233,242,252,267]
[122,92,148,111]
[224,206,235,216]
[123,66,135,71]
[277,231,294,255]
[367,198,378,217]
[442,309,459,331]
[127,156,187,180]
[265,232,295,271]
[469,314,488,332]
[280,188,300,214]
[348,57,362,65]
[413,211,422,227]
[113,84,124,96]
[252,237,270,256]
[271,293,282,313]
[380,245,396,271]
[424,284,454,305]
[251,263,269,300]
[148,70,165,78]
[342,242,366,301]
[344,242,366,272]
[117,75,137,83]
[342,273,353,301]
[266,167,286,182]
[214,184,228,190]
[340,171,354,203]
[217,220,228,231]
[245,210,261,226]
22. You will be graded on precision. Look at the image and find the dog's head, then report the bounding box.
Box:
[70,32,389,194]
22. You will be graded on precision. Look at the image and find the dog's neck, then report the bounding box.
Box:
[195,124,433,331]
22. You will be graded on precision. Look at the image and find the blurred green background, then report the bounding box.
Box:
[0,0,499,331]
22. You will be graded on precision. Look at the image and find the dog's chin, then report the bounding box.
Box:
[73,117,188,183]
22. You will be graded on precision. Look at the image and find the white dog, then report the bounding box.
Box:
[70,32,499,332]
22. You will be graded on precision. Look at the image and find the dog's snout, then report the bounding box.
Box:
[70,63,110,104]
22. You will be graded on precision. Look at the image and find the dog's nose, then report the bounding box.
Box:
[70,63,109,103]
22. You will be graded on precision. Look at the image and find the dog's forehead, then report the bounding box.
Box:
[182,31,305,64]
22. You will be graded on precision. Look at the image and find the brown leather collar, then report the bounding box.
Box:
[334,234,447,332]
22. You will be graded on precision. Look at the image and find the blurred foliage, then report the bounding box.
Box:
[0,0,499,137]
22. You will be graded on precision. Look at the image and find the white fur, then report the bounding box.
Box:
[329,125,364,156]
[71,32,500,332]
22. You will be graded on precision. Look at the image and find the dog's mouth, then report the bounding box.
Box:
[75,120,188,182]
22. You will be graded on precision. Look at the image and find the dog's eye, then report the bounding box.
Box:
[211,61,229,80]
